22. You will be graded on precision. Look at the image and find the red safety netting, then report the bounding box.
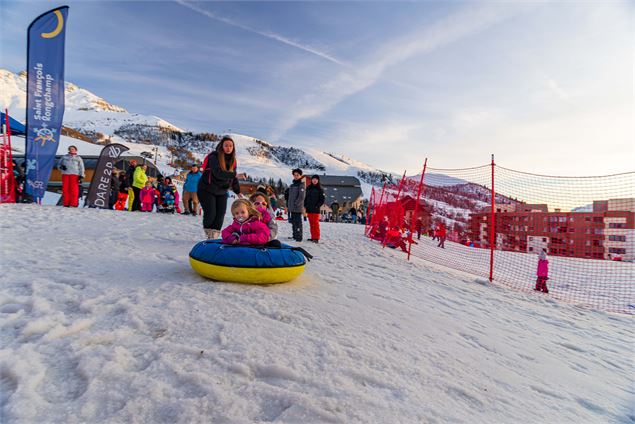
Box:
[366,159,635,314]
[366,173,408,252]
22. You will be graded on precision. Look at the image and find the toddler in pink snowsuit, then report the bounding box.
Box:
[535,250,549,293]
[140,182,156,212]
[221,199,270,246]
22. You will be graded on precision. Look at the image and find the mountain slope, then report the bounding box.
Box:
[1,68,391,196]
[0,69,183,138]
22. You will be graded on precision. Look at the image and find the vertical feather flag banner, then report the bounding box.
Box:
[25,6,69,201]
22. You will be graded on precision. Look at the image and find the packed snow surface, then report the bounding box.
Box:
[0,205,633,423]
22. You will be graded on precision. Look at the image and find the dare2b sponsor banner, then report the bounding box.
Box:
[85,144,129,208]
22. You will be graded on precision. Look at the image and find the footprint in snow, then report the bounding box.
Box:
[36,356,88,403]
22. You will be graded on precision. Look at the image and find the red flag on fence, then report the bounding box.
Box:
[0,109,16,203]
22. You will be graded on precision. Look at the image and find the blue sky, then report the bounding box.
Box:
[2,1,633,175]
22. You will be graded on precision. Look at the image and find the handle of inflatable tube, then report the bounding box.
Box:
[291,247,313,261]
[203,240,312,261]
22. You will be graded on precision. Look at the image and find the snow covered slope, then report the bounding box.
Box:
[0,205,632,423]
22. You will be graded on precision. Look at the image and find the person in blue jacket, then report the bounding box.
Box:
[182,164,202,215]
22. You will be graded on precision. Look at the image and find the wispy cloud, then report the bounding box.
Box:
[271,3,530,140]
[539,74,571,103]
[175,0,345,66]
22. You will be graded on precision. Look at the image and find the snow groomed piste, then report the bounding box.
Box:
[189,239,309,284]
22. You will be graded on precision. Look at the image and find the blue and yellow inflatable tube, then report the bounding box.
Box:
[189,240,306,284]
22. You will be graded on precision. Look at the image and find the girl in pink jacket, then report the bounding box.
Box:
[535,249,550,293]
[140,181,156,212]
[221,199,270,245]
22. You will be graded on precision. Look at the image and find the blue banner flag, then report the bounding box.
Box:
[25,6,69,200]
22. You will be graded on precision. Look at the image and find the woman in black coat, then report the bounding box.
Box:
[197,136,241,239]
[304,175,325,243]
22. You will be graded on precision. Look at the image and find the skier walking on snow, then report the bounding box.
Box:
[437,223,447,248]
[535,249,550,293]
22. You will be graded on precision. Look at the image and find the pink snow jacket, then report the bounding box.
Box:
[256,206,278,241]
[140,187,155,204]
[221,216,270,246]
[537,259,549,277]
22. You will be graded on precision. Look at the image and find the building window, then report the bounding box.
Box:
[528,247,534,252]
[608,223,626,229]
[593,217,603,223]
[529,236,533,241]
[609,248,626,254]
[608,235,627,242]
[542,237,547,242]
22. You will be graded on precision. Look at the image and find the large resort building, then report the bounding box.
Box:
[469,198,635,261]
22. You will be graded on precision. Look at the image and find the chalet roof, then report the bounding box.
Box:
[323,186,363,206]
[317,175,361,187]
[307,175,363,206]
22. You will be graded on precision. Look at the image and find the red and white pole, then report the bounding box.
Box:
[489,154,495,282]
[408,159,427,261]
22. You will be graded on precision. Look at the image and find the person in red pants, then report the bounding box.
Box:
[56,145,85,207]
[304,175,325,243]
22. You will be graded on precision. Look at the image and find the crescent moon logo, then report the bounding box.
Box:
[41,10,64,39]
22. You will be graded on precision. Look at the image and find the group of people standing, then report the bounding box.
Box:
[195,140,327,245]
[53,136,342,248]
[285,169,325,243]
[110,160,178,213]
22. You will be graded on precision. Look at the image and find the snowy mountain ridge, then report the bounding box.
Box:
[1,68,396,195]
[3,69,128,114]
[1,69,183,137]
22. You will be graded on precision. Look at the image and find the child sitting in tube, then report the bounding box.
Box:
[221,199,270,246]
[249,192,281,247]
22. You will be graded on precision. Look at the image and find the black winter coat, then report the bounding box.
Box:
[304,184,325,214]
[198,151,240,195]
[118,174,130,193]
[110,174,121,194]
[125,166,136,188]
